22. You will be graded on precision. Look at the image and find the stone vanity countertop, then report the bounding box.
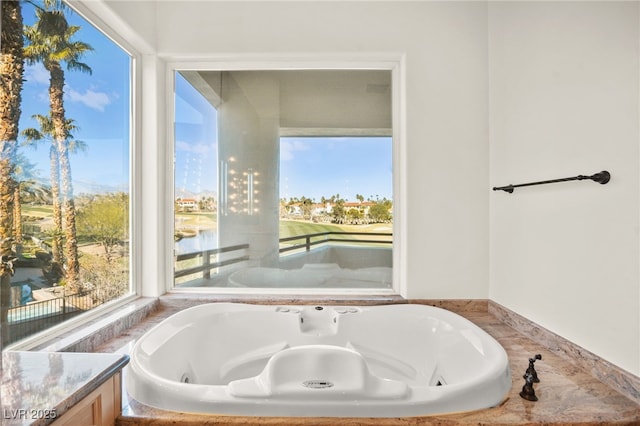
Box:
[0,351,129,426]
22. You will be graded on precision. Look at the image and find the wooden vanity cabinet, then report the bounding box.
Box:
[52,372,122,426]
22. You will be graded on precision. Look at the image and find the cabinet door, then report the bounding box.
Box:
[53,373,121,426]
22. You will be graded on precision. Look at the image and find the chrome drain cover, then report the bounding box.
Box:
[302,380,334,389]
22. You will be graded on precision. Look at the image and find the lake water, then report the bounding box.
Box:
[175,229,218,254]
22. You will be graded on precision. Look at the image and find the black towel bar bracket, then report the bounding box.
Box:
[493,170,610,193]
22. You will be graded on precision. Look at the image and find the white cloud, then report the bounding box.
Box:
[66,87,112,112]
[280,139,309,161]
[25,66,115,113]
[24,63,50,85]
[36,90,49,104]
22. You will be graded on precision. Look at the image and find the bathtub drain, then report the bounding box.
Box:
[302,380,334,389]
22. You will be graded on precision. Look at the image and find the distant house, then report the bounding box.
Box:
[343,201,376,216]
[310,203,327,216]
[282,200,386,220]
[177,198,198,212]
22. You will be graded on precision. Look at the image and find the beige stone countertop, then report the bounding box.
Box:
[0,351,129,426]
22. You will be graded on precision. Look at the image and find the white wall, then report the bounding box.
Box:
[489,2,640,375]
[150,1,490,299]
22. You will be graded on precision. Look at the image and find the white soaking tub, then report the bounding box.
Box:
[126,303,511,418]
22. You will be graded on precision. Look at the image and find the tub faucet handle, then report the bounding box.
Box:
[526,354,542,383]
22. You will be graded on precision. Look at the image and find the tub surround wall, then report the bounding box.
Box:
[489,301,640,406]
[29,298,158,353]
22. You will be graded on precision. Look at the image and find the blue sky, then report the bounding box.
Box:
[174,73,218,197]
[19,2,130,195]
[280,136,392,202]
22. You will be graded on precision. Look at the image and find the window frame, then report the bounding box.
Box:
[6,1,141,350]
[165,55,407,297]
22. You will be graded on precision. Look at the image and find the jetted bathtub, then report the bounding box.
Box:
[126,303,511,418]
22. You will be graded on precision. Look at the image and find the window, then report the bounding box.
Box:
[174,72,219,284]
[1,1,132,347]
[172,68,395,292]
[279,136,393,289]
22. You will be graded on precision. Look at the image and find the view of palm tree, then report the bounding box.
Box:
[24,4,93,291]
[0,0,131,346]
[22,113,85,266]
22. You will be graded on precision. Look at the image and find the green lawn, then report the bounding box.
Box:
[279,220,392,248]
[279,220,345,238]
[22,205,53,216]
[280,220,392,236]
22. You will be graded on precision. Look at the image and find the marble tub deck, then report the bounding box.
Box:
[93,297,640,425]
